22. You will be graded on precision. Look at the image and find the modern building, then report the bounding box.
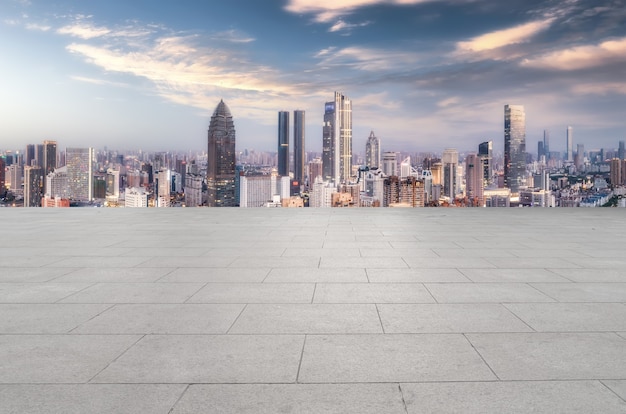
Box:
[543,130,550,157]
[155,169,171,207]
[7,164,22,192]
[365,131,380,169]
[278,111,289,177]
[504,105,526,194]
[293,110,305,185]
[23,165,43,207]
[45,167,69,199]
[124,187,149,208]
[619,140,625,161]
[184,173,204,207]
[361,168,385,207]
[0,157,5,192]
[322,91,352,184]
[442,148,458,200]
[25,144,35,167]
[207,100,237,207]
[383,176,424,207]
[65,147,94,202]
[465,153,484,207]
[382,152,397,177]
[478,141,492,186]
[308,158,323,187]
[43,140,57,194]
[566,126,574,163]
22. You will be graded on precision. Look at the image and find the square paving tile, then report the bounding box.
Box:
[466,332,626,380]
[0,334,140,383]
[73,304,245,334]
[0,268,75,283]
[504,303,626,331]
[366,268,470,283]
[602,380,626,401]
[93,334,304,383]
[313,283,435,303]
[403,257,496,269]
[45,256,150,268]
[401,381,626,414]
[319,257,409,269]
[52,267,175,283]
[230,304,382,334]
[547,268,626,282]
[170,384,406,414]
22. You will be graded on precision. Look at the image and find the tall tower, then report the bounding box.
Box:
[207,100,236,207]
[293,110,305,184]
[478,141,492,187]
[442,148,458,199]
[277,111,289,176]
[365,131,380,169]
[465,153,484,207]
[504,104,526,194]
[566,126,573,163]
[43,140,57,194]
[618,140,625,161]
[24,165,43,207]
[543,129,550,156]
[322,91,352,184]
[66,148,94,201]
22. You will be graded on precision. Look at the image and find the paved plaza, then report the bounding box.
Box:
[1,208,626,413]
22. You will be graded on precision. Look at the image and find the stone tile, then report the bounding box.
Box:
[505,303,626,331]
[229,256,320,268]
[159,268,270,283]
[547,268,626,282]
[230,304,382,334]
[531,283,626,302]
[187,283,315,303]
[204,247,286,257]
[0,334,140,383]
[0,384,186,414]
[53,267,174,283]
[486,258,581,269]
[425,283,554,303]
[466,332,626,380]
[402,381,626,414]
[403,257,496,269]
[583,249,626,258]
[2,256,67,267]
[366,268,470,283]
[378,304,532,333]
[93,334,304,383]
[59,283,204,303]
[264,268,368,283]
[360,248,438,258]
[170,384,406,414]
[319,257,409,268]
[298,334,495,382]
[46,256,150,268]
[122,247,210,257]
[73,304,244,334]
[313,283,435,303]
[602,380,626,401]
[0,267,75,282]
[432,249,515,258]
[0,283,92,303]
[42,247,130,257]
[282,248,361,257]
[510,249,587,258]
[138,256,235,268]
[458,268,571,283]
[567,257,626,268]
[0,304,111,333]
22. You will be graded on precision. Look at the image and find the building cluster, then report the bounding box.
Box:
[2,94,625,208]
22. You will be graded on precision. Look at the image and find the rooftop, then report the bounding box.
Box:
[1,208,626,413]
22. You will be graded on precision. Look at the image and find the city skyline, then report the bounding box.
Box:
[1,0,624,153]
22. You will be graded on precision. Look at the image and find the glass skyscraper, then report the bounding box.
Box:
[66,147,94,202]
[293,110,305,185]
[504,104,526,194]
[207,100,236,207]
[277,111,289,177]
[365,130,380,169]
[322,92,352,184]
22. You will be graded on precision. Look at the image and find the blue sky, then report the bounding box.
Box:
[1,0,625,155]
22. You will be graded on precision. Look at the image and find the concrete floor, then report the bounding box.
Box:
[1,208,625,413]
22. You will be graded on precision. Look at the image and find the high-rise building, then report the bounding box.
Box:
[66,148,94,202]
[207,100,236,207]
[0,157,5,192]
[278,111,289,176]
[155,169,171,207]
[125,187,149,208]
[382,152,397,177]
[308,158,323,186]
[24,166,43,207]
[504,105,526,194]
[543,130,550,156]
[442,148,458,199]
[566,126,573,163]
[610,158,623,187]
[35,144,44,168]
[365,131,380,169]
[43,140,57,194]
[7,164,22,192]
[322,91,352,184]
[575,144,585,170]
[465,153,484,207]
[478,141,492,187]
[619,140,625,161]
[293,110,305,185]
[45,166,69,199]
[25,144,35,167]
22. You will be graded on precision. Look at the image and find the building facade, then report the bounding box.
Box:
[504,104,526,194]
[365,131,380,169]
[207,100,237,207]
[322,92,352,184]
[293,110,305,185]
[65,147,94,201]
[278,111,289,177]
[465,153,484,207]
[442,148,458,200]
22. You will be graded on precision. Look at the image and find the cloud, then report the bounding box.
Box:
[328,19,371,33]
[572,82,626,95]
[209,29,255,43]
[25,22,51,31]
[70,75,129,88]
[57,22,111,39]
[455,18,554,54]
[437,96,460,108]
[285,0,431,22]
[315,46,420,72]
[521,37,626,70]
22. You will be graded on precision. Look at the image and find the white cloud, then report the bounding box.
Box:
[437,96,460,108]
[328,19,371,33]
[315,46,420,71]
[57,22,111,39]
[521,37,626,70]
[70,75,129,88]
[25,22,51,31]
[209,29,255,43]
[455,19,554,54]
[572,82,626,95]
[285,0,431,23]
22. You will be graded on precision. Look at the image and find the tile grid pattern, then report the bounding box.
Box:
[1,208,626,413]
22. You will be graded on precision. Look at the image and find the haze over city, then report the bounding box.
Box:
[1,0,625,153]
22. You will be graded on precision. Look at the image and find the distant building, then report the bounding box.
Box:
[24,165,43,207]
[155,169,171,207]
[382,152,397,177]
[619,140,625,161]
[361,168,385,207]
[478,141,492,186]
[184,173,204,207]
[207,100,237,207]
[465,153,484,207]
[322,91,352,184]
[310,178,337,208]
[504,105,526,194]
[293,110,306,184]
[442,148,458,200]
[566,126,574,163]
[383,176,424,207]
[65,147,94,202]
[308,158,323,187]
[365,131,380,169]
[45,166,69,199]
[42,196,70,208]
[125,187,149,208]
[278,111,289,176]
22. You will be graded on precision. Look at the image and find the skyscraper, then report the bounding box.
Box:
[293,110,305,185]
[466,153,484,207]
[25,144,35,167]
[24,165,43,207]
[277,111,289,176]
[207,100,236,207]
[442,148,458,199]
[619,140,625,161]
[322,91,352,184]
[478,141,492,187]
[504,105,526,194]
[566,126,573,163]
[365,131,380,169]
[43,140,57,194]
[66,147,94,202]
[543,129,550,156]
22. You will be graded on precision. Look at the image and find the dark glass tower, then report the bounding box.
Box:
[207,100,236,207]
[504,105,526,194]
[478,140,492,187]
[278,111,289,176]
[322,92,352,184]
[293,110,305,184]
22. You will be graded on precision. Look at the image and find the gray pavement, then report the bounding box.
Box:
[1,208,626,413]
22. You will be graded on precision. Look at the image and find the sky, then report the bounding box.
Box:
[1,0,625,155]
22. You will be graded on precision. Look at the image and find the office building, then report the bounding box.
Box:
[7,164,22,192]
[308,158,323,186]
[465,153,484,207]
[619,140,625,161]
[0,157,4,192]
[125,187,149,208]
[25,144,35,167]
[383,176,424,207]
[66,147,94,201]
[185,172,204,207]
[278,111,289,176]
[45,167,69,199]
[543,130,550,156]
[155,169,171,207]
[365,131,380,169]
[566,126,573,163]
[382,152,397,177]
[322,91,352,184]
[442,148,458,200]
[43,140,57,194]
[207,100,237,207]
[24,166,43,207]
[478,141,493,186]
[504,105,526,194]
[293,110,305,185]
